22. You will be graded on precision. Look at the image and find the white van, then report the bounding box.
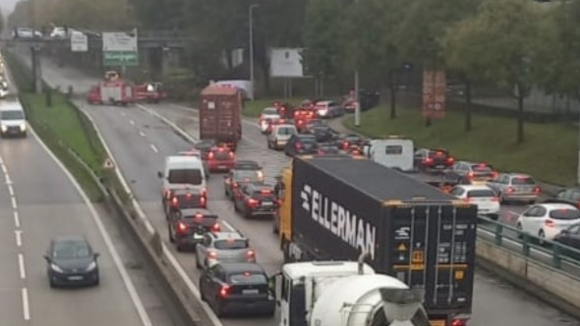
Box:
[0,101,27,138]
[158,156,207,209]
[363,137,414,171]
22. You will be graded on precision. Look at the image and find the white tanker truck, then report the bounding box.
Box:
[269,254,431,326]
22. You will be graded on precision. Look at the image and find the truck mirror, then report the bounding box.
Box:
[157,171,163,178]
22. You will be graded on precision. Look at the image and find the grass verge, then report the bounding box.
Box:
[344,107,575,186]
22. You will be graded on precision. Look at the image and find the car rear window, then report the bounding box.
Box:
[550,209,580,220]
[211,149,232,160]
[214,239,248,250]
[229,273,267,285]
[253,189,275,199]
[428,150,449,158]
[467,190,495,198]
[386,145,403,155]
[263,108,278,115]
[512,177,535,185]
[168,169,202,185]
[471,164,493,172]
[1,110,24,120]
[233,170,262,182]
[277,127,296,135]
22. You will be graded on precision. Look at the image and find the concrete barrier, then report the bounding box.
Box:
[476,238,580,320]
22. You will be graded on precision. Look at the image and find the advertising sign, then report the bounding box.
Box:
[422,70,446,119]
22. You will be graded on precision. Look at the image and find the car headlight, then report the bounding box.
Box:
[1,125,7,132]
[85,261,97,271]
[50,263,64,273]
[19,123,26,131]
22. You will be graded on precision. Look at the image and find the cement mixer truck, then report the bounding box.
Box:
[269,255,432,326]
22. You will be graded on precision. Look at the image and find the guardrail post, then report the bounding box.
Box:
[552,244,562,269]
[522,234,530,257]
[494,223,503,246]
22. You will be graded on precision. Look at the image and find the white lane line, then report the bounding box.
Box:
[1,164,6,174]
[8,185,14,196]
[15,230,22,247]
[11,196,17,209]
[150,144,158,153]
[21,288,30,321]
[139,131,146,137]
[29,126,153,326]
[221,220,235,232]
[18,254,26,279]
[129,120,135,126]
[5,174,12,185]
[0,156,3,164]
[13,211,20,228]
[121,112,126,117]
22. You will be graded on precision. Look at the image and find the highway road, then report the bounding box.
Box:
[22,53,580,326]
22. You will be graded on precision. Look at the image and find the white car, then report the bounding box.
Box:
[449,185,500,219]
[258,107,281,133]
[516,203,580,240]
[267,124,297,150]
[0,102,27,138]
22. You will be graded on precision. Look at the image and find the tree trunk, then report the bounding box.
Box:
[517,95,525,143]
[389,83,397,119]
[425,117,432,127]
[464,80,472,132]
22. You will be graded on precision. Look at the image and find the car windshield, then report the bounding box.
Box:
[229,273,267,285]
[550,209,580,220]
[214,239,248,250]
[233,170,261,182]
[467,190,495,198]
[1,110,24,120]
[53,241,91,259]
[344,135,362,142]
[263,108,278,115]
[168,169,202,185]
[472,164,493,172]
[277,127,296,135]
[512,177,535,185]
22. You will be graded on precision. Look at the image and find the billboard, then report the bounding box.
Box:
[422,70,446,119]
[269,48,304,78]
[102,32,138,66]
[70,32,88,52]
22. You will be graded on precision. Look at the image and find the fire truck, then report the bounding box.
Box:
[86,71,134,106]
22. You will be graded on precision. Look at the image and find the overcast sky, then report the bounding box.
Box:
[0,0,16,16]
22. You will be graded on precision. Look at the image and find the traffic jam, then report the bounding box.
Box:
[154,84,580,325]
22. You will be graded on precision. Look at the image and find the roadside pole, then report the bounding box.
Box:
[353,0,361,127]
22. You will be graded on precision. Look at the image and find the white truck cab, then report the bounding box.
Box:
[363,136,414,172]
[158,156,207,207]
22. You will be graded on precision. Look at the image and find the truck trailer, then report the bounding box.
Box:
[277,155,478,326]
[198,85,242,151]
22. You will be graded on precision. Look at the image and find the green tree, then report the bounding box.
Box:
[342,0,405,119]
[302,0,344,96]
[443,0,542,143]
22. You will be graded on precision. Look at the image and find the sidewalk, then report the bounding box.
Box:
[328,116,563,196]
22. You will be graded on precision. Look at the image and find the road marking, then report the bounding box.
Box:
[121,112,126,117]
[29,126,153,326]
[129,120,135,126]
[135,104,197,143]
[18,254,26,279]
[15,230,22,247]
[8,185,14,196]
[21,288,30,321]
[11,196,17,209]
[150,144,158,153]
[1,164,6,174]
[5,174,12,185]
[13,211,20,228]
[221,220,236,232]
[139,131,146,137]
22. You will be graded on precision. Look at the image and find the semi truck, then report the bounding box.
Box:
[270,255,431,326]
[276,155,478,326]
[198,85,242,151]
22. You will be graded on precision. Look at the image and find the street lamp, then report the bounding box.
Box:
[353,0,360,127]
[248,4,259,101]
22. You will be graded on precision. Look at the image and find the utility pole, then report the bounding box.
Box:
[29,0,42,93]
[353,0,361,127]
[248,4,259,101]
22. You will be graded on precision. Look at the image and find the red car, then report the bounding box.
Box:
[205,147,236,172]
[293,109,316,132]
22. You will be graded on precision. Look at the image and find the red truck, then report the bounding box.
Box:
[199,85,242,152]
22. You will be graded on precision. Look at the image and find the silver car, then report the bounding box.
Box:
[486,173,541,204]
[195,231,256,269]
[267,124,297,150]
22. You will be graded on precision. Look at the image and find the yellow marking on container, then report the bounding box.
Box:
[398,243,407,251]
[430,320,446,326]
[412,251,424,263]
[393,264,468,270]
[455,270,465,280]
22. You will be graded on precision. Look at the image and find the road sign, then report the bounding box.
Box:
[102,32,138,66]
[422,69,446,119]
[71,33,88,52]
[103,158,115,169]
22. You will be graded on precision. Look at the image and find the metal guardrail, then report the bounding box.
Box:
[477,216,580,276]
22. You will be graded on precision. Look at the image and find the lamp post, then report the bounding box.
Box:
[249,4,259,101]
[353,0,361,127]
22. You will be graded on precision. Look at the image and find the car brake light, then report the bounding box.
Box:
[545,219,555,227]
[229,151,235,158]
[246,250,255,258]
[186,193,192,198]
[233,182,239,188]
[261,189,272,194]
[447,157,455,163]
[296,143,303,149]
[491,197,499,202]
[211,223,221,232]
[436,151,443,156]
[208,152,214,159]
[247,198,259,207]
[424,157,433,164]
[171,197,179,207]
[220,285,230,297]
[200,196,206,207]
[491,171,499,178]
[534,186,541,193]
[506,187,515,193]
[463,198,471,203]
[451,319,468,326]
[467,172,474,178]
[165,190,172,199]
[177,222,188,232]
[342,141,349,149]
[207,251,218,259]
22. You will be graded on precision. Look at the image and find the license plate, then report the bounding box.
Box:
[68,276,83,281]
[262,202,273,207]
[242,289,259,295]
[193,233,204,239]
[218,165,227,169]
[435,165,445,168]
[429,321,445,326]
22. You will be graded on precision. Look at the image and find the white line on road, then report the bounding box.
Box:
[0,156,3,164]
[121,112,126,117]
[1,164,6,174]
[150,144,158,153]
[5,174,12,185]
[18,254,26,279]
[13,211,20,228]
[129,120,135,126]
[139,131,146,137]
[11,196,17,209]
[8,185,14,196]
[21,288,30,321]
[221,220,235,232]
[15,230,22,247]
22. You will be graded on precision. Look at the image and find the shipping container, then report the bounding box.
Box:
[279,155,477,326]
[198,85,242,150]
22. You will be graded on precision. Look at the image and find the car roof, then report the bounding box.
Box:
[218,262,265,274]
[210,231,245,240]
[246,182,273,190]
[0,101,24,112]
[180,208,213,216]
[537,203,579,210]
[173,188,202,195]
[234,161,261,170]
[503,173,532,178]
[455,185,494,191]
[296,134,316,139]
[459,161,491,166]
[262,107,278,112]
[274,124,296,129]
[51,236,89,245]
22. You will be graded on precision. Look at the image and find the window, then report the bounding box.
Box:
[467,190,495,198]
[53,241,91,259]
[385,145,403,155]
[1,110,24,120]
[549,209,580,220]
[167,169,202,185]
[233,170,261,183]
[214,239,248,250]
[511,177,535,185]
[229,273,267,285]
[571,191,580,202]
[471,164,493,172]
